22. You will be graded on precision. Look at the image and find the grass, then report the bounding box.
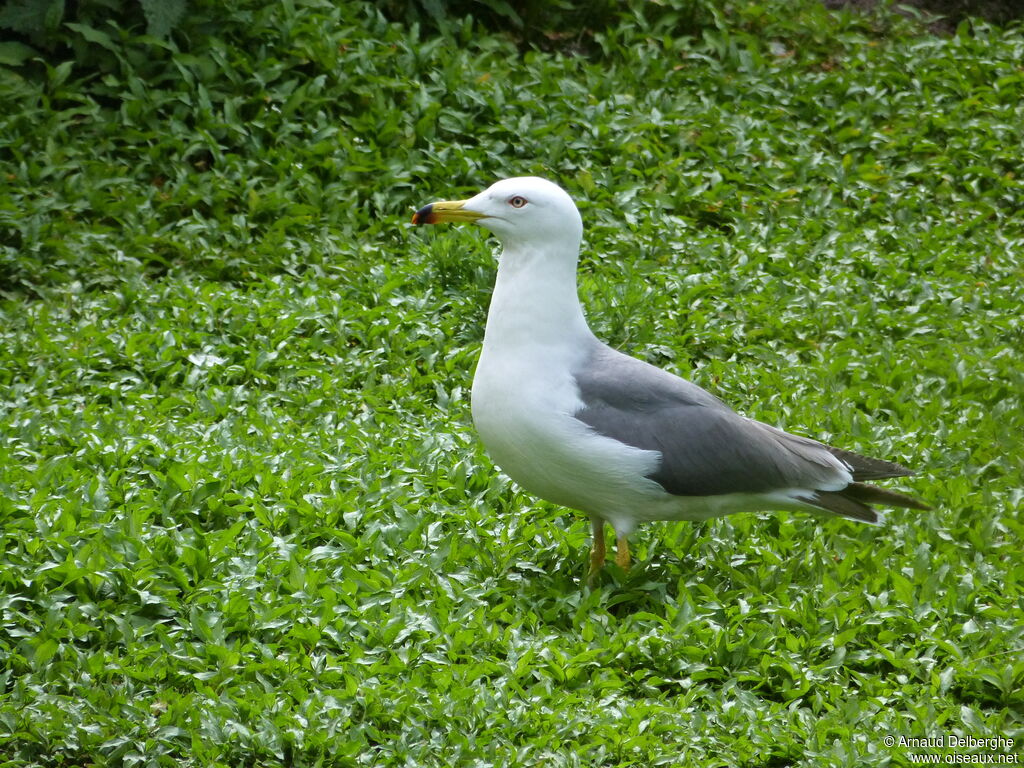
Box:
[0,1,1022,765]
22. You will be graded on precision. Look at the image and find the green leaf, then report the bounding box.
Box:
[0,40,36,65]
[140,0,186,39]
[64,21,119,52]
[0,0,58,32]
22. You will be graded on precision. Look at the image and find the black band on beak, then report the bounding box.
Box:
[412,204,435,225]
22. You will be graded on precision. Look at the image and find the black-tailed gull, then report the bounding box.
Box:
[412,177,929,580]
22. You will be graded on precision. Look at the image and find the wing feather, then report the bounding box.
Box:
[572,344,929,520]
[573,346,847,497]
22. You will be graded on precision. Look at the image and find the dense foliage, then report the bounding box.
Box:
[0,1,1021,765]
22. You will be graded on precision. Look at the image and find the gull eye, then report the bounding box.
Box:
[508,196,528,208]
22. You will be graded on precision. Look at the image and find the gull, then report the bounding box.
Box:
[412,177,929,580]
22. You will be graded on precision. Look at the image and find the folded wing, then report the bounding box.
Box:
[573,344,929,521]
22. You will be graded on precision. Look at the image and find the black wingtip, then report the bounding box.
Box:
[797,491,880,524]
[798,481,931,525]
[843,482,932,511]
[825,445,918,481]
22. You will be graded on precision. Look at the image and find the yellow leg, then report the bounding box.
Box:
[615,535,631,570]
[587,517,606,584]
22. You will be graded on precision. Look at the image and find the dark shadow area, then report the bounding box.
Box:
[824,0,1023,32]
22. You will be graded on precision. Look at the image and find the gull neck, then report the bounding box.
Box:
[482,240,592,351]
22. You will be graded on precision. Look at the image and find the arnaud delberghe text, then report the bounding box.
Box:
[897,735,1015,751]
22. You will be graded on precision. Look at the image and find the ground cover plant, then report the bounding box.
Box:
[0,0,1022,765]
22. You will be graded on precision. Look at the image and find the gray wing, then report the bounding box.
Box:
[572,344,848,497]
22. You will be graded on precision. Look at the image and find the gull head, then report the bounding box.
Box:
[412,177,583,251]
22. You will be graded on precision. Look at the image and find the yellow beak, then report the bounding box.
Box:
[411,199,487,225]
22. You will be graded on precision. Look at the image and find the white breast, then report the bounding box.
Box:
[470,340,665,523]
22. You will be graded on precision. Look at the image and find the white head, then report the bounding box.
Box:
[412,177,583,252]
